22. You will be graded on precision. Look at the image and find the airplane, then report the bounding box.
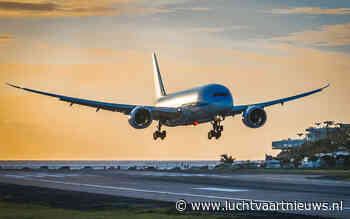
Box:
[7,52,329,140]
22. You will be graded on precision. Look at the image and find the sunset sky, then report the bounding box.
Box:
[1,0,350,160]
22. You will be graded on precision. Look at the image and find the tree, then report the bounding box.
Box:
[323,121,334,138]
[220,154,235,164]
[329,125,350,151]
[322,155,336,168]
[323,121,334,127]
[309,155,318,162]
[306,133,311,141]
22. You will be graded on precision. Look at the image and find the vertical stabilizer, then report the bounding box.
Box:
[152,52,167,99]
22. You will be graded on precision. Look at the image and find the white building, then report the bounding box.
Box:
[306,123,350,142]
[272,138,306,150]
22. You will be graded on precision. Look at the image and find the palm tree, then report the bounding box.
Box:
[305,126,315,141]
[335,123,342,128]
[323,121,334,139]
[220,154,235,164]
[314,122,322,139]
[306,133,311,142]
[323,121,334,126]
[306,126,315,133]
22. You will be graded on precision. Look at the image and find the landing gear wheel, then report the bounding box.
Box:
[160,130,166,140]
[208,131,214,140]
[215,131,221,139]
[153,122,167,140]
[208,118,224,140]
[153,131,158,140]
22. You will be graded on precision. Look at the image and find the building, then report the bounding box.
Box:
[265,159,281,168]
[305,127,328,142]
[306,123,350,142]
[272,123,350,150]
[272,138,306,150]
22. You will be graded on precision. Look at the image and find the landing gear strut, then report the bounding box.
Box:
[153,121,166,140]
[208,119,223,140]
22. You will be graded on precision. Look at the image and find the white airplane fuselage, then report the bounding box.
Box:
[155,83,233,126]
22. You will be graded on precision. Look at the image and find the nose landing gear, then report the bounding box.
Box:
[208,119,223,140]
[153,121,166,140]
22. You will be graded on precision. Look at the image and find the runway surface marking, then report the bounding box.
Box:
[36,178,269,202]
[264,177,283,180]
[1,174,349,211]
[4,174,27,178]
[30,178,349,211]
[192,187,249,192]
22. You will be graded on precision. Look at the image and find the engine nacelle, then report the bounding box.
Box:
[128,106,153,129]
[242,106,267,128]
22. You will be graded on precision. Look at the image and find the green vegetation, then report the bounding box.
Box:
[0,201,214,219]
[0,193,332,219]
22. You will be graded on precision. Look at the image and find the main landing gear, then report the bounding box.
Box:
[208,120,223,140]
[153,121,166,140]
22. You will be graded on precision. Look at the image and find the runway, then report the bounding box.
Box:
[0,169,349,218]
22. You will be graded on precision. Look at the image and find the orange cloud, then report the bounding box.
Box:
[0,33,14,43]
[0,0,169,18]
[0,34,14,47]
[271,7,350,15]
[272,23,350,46]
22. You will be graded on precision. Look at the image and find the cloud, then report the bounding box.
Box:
[170,7,210,12]
[0,1,56,11]
[0,33,14,43]
[0,0,211,18]
[187,7,210,11]
[270,7,350,15]
[187,25,250,33]
[0,0,170,18]
[271,23,350,46]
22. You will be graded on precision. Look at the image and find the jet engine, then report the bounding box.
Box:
[242,106,267,128]
[128,106,153,129]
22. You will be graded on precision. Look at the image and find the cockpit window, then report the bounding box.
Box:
[213,92,228,97]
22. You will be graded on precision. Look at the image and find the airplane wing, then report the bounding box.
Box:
[6,83,180,120]
[230,84,330,115]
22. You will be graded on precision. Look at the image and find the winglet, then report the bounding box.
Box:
[322,83,330,90]
[6,82,21,89]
